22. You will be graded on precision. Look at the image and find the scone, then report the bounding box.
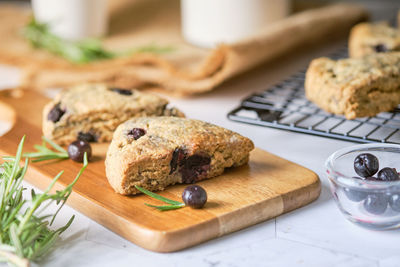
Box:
[305,52,400,119]
[349,22,400,58]
[105,117,254,195]
[398,10,400,29]
[43,84,184,145]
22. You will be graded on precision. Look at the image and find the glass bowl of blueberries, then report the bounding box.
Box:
[326,143,400,230]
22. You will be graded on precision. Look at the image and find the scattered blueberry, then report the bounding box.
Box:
[169,148,185,174]
[47,103,65,123]
[110,88,133,96]
[169,149,211,183]
[68,140,92,162]
[374,44,388,53]
[180,154,211,184]
[343,187,368,202]
[377,167,399,181]
[354,153,379,178]
[363,193,388,215]
[127,128,146,140]
[389,194,400,212]
[182,185,207,209]
[78,131,98,143]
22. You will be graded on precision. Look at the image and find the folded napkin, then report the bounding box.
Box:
[0,0,367,94]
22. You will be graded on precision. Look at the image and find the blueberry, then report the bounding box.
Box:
[389,194,400,212]
[182,185,207,209]
[343,187,368,202]
[168,150,211,183]
[68,140,92,162]
[354,153,379,178]
[127,128,146,140]
[363,193,388,215]
[169,148,185,174]
[374,44,388,53]
[77,131,98,143]
[110,88,133,96]
[47,103,65,123]
[377,167,399,181]
[180,154,211,184]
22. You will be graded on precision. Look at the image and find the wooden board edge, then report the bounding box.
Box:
[282,173,321,213]
[23,163,320,253]
[146,172,321,252]
[24,165,219,252]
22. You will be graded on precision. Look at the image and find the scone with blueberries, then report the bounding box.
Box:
[42,84,184,145]
[305,52,400,119]
[105,117,254,195]
[349,22,400,58]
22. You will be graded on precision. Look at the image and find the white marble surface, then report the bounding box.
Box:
[0,39,399,267]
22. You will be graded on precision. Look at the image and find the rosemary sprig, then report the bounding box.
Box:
[0,136,88,266]
[23,136,69,163]
[23,19,175,64]
[135,185,185,211]
[144,203,185,211]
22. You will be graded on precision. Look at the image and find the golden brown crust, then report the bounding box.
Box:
[305,53,400,119]
[349,22,400,58]
[105,117,254,195]
[42,84,184,144]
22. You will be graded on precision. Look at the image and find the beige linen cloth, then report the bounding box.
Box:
[0,0,367,95]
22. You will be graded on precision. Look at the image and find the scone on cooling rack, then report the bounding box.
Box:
[305,52,400,119]
[349,22,400,58]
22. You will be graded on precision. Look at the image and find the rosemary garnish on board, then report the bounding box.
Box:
[135,185,185,211]
[23,19,175,64]
[0,136,88,267]
[23,136,69,162]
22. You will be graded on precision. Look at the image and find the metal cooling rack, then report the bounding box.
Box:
[228,46,400,144]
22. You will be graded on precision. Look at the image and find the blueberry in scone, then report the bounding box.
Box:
[349,22,400,58]
[42,84,184,145]
[105,117,254,195]
[305,52,400,119]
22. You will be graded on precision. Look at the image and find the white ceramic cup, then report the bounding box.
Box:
[32,0,109,41]
[181,0,290,48]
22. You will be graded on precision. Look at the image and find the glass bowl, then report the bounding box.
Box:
[325,143,400,230]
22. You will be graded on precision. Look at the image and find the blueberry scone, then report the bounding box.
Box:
[43,84,184,145]
[349,22,400,58]
[305,52,400,119]
[105,117,254,195]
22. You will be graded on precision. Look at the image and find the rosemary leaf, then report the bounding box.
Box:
[23,19,175,64]
[9,224,23,258]
[24,136,69,163]
[144,203,185,211]
[135,185,183,205]
[0,136,88,265]
[42,136,67,154]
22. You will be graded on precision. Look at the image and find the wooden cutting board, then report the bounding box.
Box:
[0,89,320,252]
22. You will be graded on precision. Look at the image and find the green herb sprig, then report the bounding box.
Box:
[0,136,88,266]
[135,185,185,211]
[23,19,175,64]
[23,136,69,163]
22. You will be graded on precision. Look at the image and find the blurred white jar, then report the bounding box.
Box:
[181,0,290,48]
[31,0,109,41]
